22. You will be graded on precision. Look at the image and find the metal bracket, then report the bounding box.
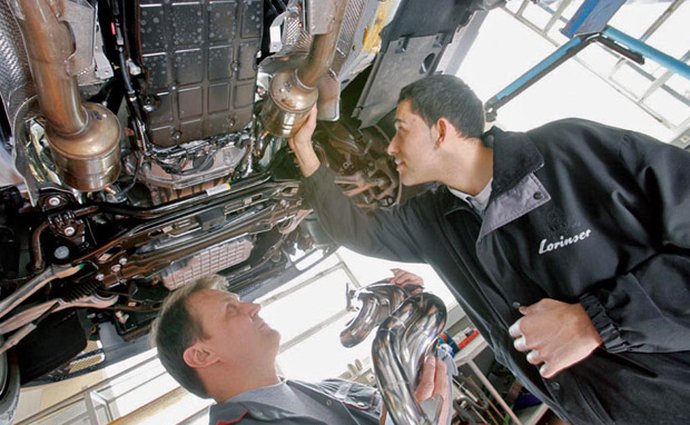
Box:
[317,70,341,122]
[53,0,113,85]
[304,0,338,35]
[268,0,300,53]
[60,0,96,78]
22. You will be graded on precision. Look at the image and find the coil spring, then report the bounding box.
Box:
[62,279,103,302]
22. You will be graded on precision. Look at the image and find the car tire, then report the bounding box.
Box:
[0,346,20,425]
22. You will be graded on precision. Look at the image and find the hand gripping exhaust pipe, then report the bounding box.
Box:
[340,283,448,425]
[259,1,347,137]
[11,0,121,192]
[372,293,447,425]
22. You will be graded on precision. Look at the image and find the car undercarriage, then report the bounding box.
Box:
[0,0,491,421]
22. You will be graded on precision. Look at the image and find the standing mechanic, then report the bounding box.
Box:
[288,74,690,425]
[151,274,451,425]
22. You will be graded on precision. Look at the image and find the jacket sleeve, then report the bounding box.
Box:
[580,130,690,353]
[302,165,427,262]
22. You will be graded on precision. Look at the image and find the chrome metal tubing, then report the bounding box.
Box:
[11,0,121,191]
[372,293,447,425]
[340,284,408,348]
[259,1,347,137]
[12,0,86,135]
[296,0,348,88]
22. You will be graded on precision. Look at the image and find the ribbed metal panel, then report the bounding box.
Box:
[160,237,254,290]
[333,0,367,73]
[0,0,34,131]
[280,0,370,78]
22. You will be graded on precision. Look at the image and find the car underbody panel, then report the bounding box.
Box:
[0,0,489,418]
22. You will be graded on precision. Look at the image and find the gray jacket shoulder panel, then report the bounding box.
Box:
[208,379,380,425]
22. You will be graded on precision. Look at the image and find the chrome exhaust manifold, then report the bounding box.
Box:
[341,283,447,425]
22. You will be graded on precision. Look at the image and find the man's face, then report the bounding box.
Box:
[387,99,439,186]
[187,288,280,367]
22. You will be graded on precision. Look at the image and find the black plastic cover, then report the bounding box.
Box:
[353,0,477,128]
[135,0,263,146]
[381,0,475,45]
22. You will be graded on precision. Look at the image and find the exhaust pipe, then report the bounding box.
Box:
[340,283,408,348]
[259,1,347,138]
[11,0,121,192]
[340,284,447,424]
[372,293,447,425]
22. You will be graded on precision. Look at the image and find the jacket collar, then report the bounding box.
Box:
[486,125,544,199]
[441,126,544,216]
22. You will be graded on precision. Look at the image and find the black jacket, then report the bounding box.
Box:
[303,118,690,425]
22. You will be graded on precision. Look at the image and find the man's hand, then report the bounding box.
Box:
[287,106,321,177]
[414,356,450,424]
[508,298,602,379]
[388,268,424,295]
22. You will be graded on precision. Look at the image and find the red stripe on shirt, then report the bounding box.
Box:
[216,410,249,425]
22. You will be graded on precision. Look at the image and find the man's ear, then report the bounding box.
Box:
[434,118,450,147]
[183,342,219,369]
[437,118,465,144]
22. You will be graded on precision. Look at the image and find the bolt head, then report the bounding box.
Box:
[118,257,128,265]
[95,273,105,281]
[63,226,76,237]
[53,246,70,260]
[111,264,122,273]
[48,197,61,207]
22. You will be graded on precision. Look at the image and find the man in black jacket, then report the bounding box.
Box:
[289,74,690,425]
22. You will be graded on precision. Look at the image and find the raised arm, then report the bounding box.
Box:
[288,107,430,262]
[287,107,321,178]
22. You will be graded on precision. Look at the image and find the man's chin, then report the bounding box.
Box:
[271,328,281,341]
[400,176,417,186]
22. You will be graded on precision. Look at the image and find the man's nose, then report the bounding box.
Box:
[243,302,261,316]
[387,135,398,156]
[250,302,261,315]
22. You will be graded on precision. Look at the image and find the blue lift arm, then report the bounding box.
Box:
[484,0,690,121]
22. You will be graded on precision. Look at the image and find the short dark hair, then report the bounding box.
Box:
[151,275,228,398]
[398,75,485,138]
